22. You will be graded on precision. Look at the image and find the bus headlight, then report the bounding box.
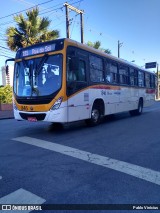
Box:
[50,97,63,110]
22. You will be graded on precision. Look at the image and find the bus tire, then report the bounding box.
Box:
[130,98,143,116]
[85,103,101,126]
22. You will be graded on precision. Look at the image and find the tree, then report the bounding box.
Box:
[104,48,111,54]
[6,7,59,51]
[86,40,111,54]
[0,85,12,104]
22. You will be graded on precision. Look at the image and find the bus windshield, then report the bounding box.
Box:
[13,54,62,97]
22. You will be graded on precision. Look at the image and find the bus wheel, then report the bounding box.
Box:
[85,105,101,126]
[130,98,143,116]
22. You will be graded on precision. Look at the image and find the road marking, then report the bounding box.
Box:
[0,188,46,213]
[13,136,160,186]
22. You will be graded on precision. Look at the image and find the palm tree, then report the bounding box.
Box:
[104,48,111,54]
[87,41,101,49]
[6,7,59,51]
[86,40,111,54]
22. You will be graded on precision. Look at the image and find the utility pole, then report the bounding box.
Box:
[64,2,84,43]
[118,40,123,58]
[80,12,84,44]
[64,3,70,39]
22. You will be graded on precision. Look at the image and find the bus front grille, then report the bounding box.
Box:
[19,113,46,121]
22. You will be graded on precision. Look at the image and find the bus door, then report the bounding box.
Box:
[67,50,89,122]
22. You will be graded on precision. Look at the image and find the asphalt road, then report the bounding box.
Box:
[1,102,160,213]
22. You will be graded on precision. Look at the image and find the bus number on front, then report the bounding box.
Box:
[21,105,28,111]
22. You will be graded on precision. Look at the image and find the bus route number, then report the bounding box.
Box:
[21,105,28,111]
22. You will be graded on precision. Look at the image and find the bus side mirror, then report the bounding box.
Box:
[5,58,15,75]
[69,56,79,71]
[6,65,9,75]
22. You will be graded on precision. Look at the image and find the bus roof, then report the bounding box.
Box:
[64,38,153,74]
[15,37,154,74]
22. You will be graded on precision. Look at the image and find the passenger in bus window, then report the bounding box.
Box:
[78,60,86,81]
[67,59,77,81]
[106,74,111,82]
[67,69,77,81]
[43,66,59,93]
[45,66,54,83]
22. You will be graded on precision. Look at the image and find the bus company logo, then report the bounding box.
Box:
[30,106,33,111]
[101,90,106,96]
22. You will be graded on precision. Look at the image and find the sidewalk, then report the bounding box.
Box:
[0,110,14,120]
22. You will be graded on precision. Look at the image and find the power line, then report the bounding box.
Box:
[0,0,84,53]
[0,45,10,50]
[0,0,55,20]
[70,14,79,38]
[0,54,14,58]
[0,0,79,26]
[64,1,84,43]
[70,0,82,37]
[14,0,39,8]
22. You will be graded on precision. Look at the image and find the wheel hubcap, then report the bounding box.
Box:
[92,109,99,122]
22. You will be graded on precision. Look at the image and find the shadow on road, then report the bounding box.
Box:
[47,112,133,133]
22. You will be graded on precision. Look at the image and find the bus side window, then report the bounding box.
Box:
[67,56,77,81]
[150,74,155,88]
[119,65,129,85]
[138,71,145,87]
[105,61,111,82]
[130,68,138,86]
[105,60,118,84]
[110,62,118,84]
[77,60,86,81]
[89,55,104,82]
[130,68,134,86]
[145,72,150,88]
[134,70,138,86]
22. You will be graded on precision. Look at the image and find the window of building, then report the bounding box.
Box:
[89,55,104,82]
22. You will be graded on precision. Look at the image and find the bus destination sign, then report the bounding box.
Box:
[22,44,56,57]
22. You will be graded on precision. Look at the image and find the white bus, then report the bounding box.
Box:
[7,38,156,126]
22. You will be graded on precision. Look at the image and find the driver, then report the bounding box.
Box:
[45,66,55,85]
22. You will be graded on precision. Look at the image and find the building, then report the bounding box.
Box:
[0,65,14,86]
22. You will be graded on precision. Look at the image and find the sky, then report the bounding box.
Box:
[0,0,160,84]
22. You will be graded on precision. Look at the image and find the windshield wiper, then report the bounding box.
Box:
[22,58,28,68]
[35,54,48,76]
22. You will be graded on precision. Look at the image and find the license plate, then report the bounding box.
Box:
[27,117,37,122]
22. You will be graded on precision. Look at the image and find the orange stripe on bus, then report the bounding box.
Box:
[91,85,121,90]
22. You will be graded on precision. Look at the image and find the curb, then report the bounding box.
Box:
[0,117,14,120]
